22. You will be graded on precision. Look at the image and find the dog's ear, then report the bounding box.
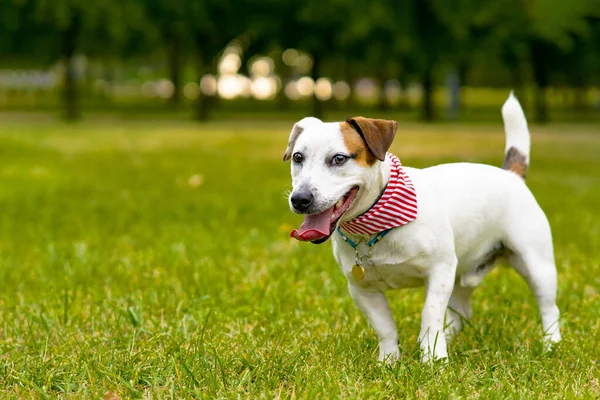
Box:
[345,117,398,161]
[282,123,304,161]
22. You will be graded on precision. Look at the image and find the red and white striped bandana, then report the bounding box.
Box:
[339,153,418,235]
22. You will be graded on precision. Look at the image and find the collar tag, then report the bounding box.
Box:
[338,227,391,282]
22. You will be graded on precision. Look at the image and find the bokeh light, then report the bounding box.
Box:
[200,75,217,96]
[406,82,423,101]
[333,81,351,101]
[224,43,242,56]
[218,75,241,99]
[296,77,314,97]
[238,75,252,98]
[251,77,277,100]
[219,53,242,75]
[141,81,157,98]
[355,78,379,101]
[295,54,313,74]
[250,57,274,77]
[156,79,174,99]
[184,82,199,100]
[285,81,300,100]
[384,79,402,103]
[315,78,333,101]
[282,49,299,67]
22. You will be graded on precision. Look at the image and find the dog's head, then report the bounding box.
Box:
[283,116,398,243]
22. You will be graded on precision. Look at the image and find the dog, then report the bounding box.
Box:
[283,93,561,362]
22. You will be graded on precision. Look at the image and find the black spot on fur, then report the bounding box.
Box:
[503,146,528,179]
[476,243,505,272]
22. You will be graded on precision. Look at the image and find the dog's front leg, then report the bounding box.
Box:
[419,263,456,363]
[348,283,399,363]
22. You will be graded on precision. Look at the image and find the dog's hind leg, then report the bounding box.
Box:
[444,285,474,340]
[446,247,503,340]
[506,244,562,349]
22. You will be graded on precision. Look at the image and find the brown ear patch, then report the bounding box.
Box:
[340,121,378,166]
[345,117,398,161]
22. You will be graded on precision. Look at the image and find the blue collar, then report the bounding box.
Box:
[336,227,393,249]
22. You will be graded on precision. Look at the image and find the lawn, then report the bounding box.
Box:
[0,115,599,398]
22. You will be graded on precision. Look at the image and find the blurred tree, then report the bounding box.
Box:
[291,0,356,119]
[145,0,188,107]
[431,0,504,114]
[0,1,25,57]
[241,1,294,111]
[237,0,355,119]
[184,0,244,120]
[340,0,407,112]
[566,17,600,112]
[524,0,600,122]
[81,2,157,102]
[0,0,598,122]
[28,0,131,120]
[0,0,151,120]
[410,0,451,121]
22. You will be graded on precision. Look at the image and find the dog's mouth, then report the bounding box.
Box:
[290,187,359,244]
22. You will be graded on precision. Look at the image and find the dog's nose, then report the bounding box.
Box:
[291,191,314,212]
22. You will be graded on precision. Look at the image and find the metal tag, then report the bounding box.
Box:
[352,264,365,281]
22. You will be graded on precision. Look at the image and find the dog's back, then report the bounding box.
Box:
[406,94,549,277]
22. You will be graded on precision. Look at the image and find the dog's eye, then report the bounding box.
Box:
[331,154,349,166]
[292,152,303,164]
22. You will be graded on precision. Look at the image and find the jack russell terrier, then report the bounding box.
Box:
[283,93,561,363]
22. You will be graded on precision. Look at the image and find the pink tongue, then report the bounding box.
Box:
[290,206,335,241]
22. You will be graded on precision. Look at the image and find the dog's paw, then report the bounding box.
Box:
[378,345,400,364]
[444,325,460,343]
[421,353,448,364]
[543,333,562,352]
[420,347,448,364]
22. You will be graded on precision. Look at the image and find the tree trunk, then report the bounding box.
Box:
[311,54,323,119]
[533,85,548,123]
[195,74,209,121]
[377,70,389,111]
[457,62,468,112]
[446,70,460,120]
[510,67,527,112]
[195,72,214,121]
[194,40,214,121]
[421,65,434,121]
[341,59,356,111]
[194,50,211,121]
[531,41,550,123]
[397,70,410,111]
[276,59,290,111]
[168,34,181,107]
[61,11,81,121]
[103,62,115,101]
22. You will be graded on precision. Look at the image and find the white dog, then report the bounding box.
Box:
[284,93,561,362]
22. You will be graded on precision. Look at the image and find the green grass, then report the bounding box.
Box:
[0,115,599,398]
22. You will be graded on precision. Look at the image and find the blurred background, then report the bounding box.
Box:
[1,2,600,396]
[0,0,598,123]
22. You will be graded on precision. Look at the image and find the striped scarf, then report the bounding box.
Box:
[339,153,418,235]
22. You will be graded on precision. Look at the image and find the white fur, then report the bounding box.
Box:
[286,94,561,363]
[503,91,531,163]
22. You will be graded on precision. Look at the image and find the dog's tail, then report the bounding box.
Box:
[501,91,530,179]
